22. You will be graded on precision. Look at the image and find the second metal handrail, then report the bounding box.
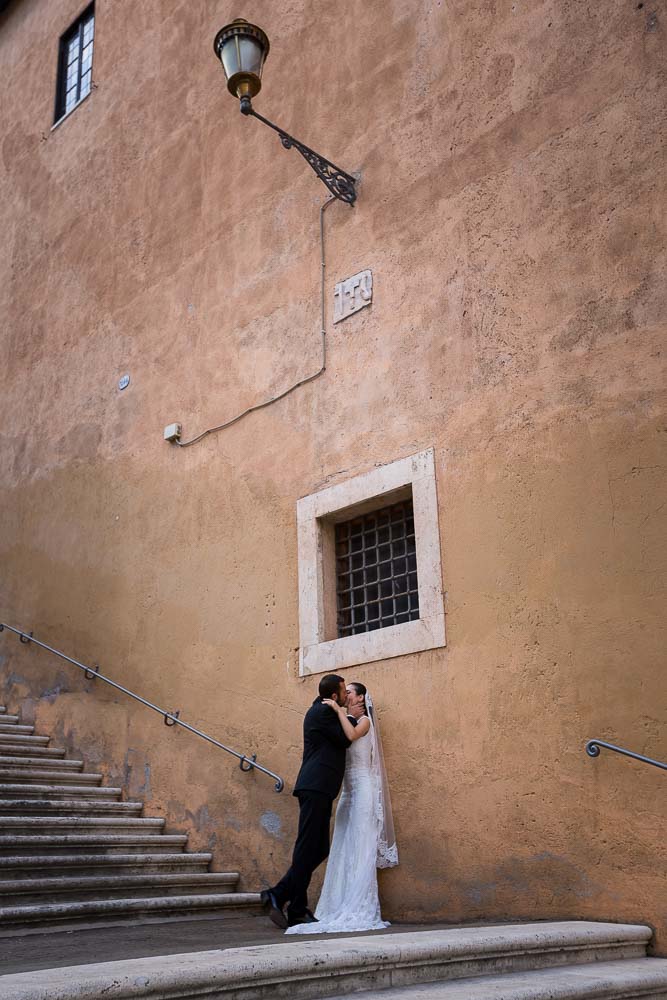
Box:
[585,739,666,772]
[0,623,284,792]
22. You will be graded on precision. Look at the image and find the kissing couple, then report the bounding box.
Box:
[261,673,398,933]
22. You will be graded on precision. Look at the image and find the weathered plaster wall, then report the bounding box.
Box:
[1,0,665,947]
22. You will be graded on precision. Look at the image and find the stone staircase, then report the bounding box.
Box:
[1,923,667,998]
[0,702,261,930]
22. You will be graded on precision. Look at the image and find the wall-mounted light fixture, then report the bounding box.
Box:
[213,18,357,205]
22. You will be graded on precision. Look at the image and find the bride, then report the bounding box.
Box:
[285,682,398,935]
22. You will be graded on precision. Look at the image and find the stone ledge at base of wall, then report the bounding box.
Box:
[0,921,665,1000]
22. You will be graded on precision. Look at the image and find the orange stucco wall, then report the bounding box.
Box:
[1,0,665,948]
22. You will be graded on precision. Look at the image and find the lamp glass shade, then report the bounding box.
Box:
[214,19,269,99]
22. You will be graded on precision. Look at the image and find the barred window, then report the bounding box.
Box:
[297,450,444,674]
[55,5,95,123]
[335,497,419,637]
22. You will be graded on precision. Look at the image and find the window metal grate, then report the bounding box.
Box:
[55,5,95,123]
[335,498,419,637]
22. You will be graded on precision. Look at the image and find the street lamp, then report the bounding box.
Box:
[213,18,357,205]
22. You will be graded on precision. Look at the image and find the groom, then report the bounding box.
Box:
[261,673,355,928]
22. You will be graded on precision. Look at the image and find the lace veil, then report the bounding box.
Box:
[365,691,399,869]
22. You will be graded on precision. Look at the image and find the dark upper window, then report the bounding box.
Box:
[54,5,95,123]
[335,496,419,637]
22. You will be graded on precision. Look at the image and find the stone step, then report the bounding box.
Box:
[0,734,49,746]
[0,833,189,855]
[0,924,658,998]
[0,715,20,724]
[0,851,213,878]
[323,960,667,1000]
[0,783,121,800]
[0,815,164,835]
[0,743,65,758]
[0,706,6,713]
[0,755,83,770]
[0,871,239,904]
[0,891,261,930]
[0,724,34,735]
[0,798,142,815]
[0,768,101,785]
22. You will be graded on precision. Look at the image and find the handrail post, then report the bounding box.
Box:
[240,753,257,772]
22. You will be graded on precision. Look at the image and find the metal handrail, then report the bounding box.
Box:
[585,739,666,772]
[0,623,284,792]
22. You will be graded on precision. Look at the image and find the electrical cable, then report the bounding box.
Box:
[174,193,338,448]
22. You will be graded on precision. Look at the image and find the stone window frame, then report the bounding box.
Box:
[297,448,446,675]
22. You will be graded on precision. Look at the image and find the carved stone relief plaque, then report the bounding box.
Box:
[333,269,373,324]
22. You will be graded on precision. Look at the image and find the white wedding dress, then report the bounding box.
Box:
[285,722,390,935]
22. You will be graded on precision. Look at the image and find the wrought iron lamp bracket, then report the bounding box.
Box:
[240,97,357,205]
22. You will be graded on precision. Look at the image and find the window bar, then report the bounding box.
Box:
[77,21,85,105]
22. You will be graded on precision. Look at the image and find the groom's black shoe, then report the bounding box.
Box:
[287,908,319,927]
[260,889,288,929]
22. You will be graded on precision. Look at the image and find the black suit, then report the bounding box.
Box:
[272,698,355,918]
